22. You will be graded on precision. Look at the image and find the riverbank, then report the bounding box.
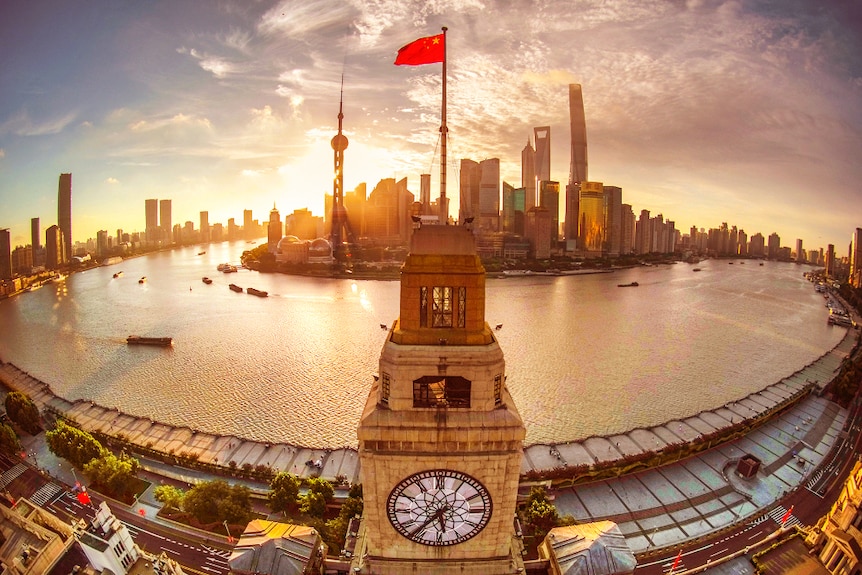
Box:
[1,320,857,487]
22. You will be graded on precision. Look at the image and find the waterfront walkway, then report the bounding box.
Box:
[1,320,859,555]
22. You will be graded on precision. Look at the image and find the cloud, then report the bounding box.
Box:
[177,46,234,78]
[105,177,119,184]
[258,0,353,37]
[0,109,78,136]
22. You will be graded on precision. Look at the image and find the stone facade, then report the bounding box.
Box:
[352,226,527,574]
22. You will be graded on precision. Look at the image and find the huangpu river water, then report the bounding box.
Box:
[0,242,844,447]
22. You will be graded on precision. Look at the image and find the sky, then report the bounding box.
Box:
[1,0,861,254]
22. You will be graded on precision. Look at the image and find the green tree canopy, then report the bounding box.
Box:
[521,486,560,539]
[4,392,41,434]
[0,422,20,455]
[183,480,252,525]
[307,477,335,503]
[45,420,103,468]
[300,490,327,518]
[83,451,140,497]
[154,485,186,512]
[268,472,301,513]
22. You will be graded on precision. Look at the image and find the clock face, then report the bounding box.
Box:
[387,469,492,546]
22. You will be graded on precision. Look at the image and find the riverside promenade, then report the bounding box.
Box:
[1,320,859,555]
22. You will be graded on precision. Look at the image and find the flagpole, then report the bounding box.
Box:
[440,26,448,224]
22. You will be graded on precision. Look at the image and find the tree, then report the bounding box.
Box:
[83,451,140,497]
[45,420,103,468]
[268,472,301,513]
[521,487,560,539]
[0,422,20,455]
[300,490,327,518]
[154,485,186,512]
[324,483,363,554]
[183,480,252,525]
[307,477,335,503]
[4,392,41,434]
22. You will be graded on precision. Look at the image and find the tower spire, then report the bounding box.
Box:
[330,74,352,261]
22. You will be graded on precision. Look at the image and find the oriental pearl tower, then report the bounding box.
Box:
[330,77,353,261]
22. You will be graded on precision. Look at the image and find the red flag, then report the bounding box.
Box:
[671,549,682,570]
[780,505,794,525]
[138,508,146,517]
[77,487,91,505]
[394,34,444,66]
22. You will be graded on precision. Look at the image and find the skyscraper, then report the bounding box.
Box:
[767,233,781,260]
[145,199,159,245]
[539,180,560,243]
[243,210,254,240]
[521,138,536,211]
[30,218,40,251]
[0,228,11,280]
[501,182,525,235]
[826,244,835,278]
[268,205,282,252]
[578,181,604,258]
[534,126,550,183]
[45,225,65,270]
[603,186,622,257]
[566,84,588,244]
[478,158,500,232]
[459,159,481,222]
[420,173,431,215]
[160,200,172,245]
[568,84,588,185]
[200,211,210,243]
[31,217,42,267]
[850,228,862,288]
[58,173,72,261]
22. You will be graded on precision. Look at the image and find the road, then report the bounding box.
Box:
[1,451,233,575]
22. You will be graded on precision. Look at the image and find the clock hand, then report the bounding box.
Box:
[411,508,445,536]
[437,506,449,530]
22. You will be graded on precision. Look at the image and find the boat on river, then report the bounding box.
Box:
[126,336,173,346]
[229,284,243,293]
[247,287,268,298]
[617,282,639,287]
[113,271,123,278]
[138,276,147,284]
[202,277,213,285]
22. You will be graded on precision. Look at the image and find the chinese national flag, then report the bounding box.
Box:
[671,549,682,570]
[394,34,444,66]
[781,505,794,525]
[77,487,91,505]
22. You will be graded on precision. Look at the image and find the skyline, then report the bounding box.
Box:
[1,0,861,251]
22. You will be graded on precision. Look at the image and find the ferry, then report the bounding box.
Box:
[202,277,213,285]
[218,263,238,273]
[617,282,639,287]
[138,276,147,284]
[198,251,206,255]
[126,336,173,347]
[692,268,702,272]
[247,287,268,298]
[229,284,243,293]
[113,271,123,278]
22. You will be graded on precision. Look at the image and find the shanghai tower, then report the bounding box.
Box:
[565,84,588,242]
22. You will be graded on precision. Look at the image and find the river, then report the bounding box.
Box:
[0,242,843,448]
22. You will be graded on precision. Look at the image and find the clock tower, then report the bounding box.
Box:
[351,225,526,574]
